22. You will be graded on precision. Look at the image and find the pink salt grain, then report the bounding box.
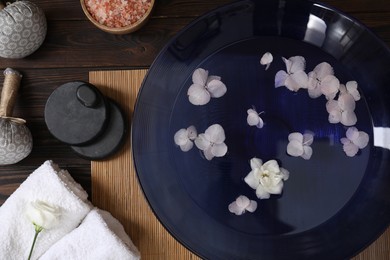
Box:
[85,0,152,28]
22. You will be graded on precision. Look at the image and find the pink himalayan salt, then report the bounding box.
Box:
[85,0,152,28]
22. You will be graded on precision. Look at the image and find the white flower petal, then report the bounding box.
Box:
[346,127,359,141]
[321,75,340,99]
[339,84,347,94]
[288,132,303,143]
[308,75,323,99]
[188,83,211,105]
[206,75,221,83]
[180,140,194,152]
[282,57,291,70]
[192,68,208,85]
[260,52,273,69]
[338,94,356,111]
[236,195,250,209]
[287,140,304,156]
[341,110,357,126]
[207,79,227,98]
[303,132,314,146]
[246,200,258,212]
[186,125,197,140]
[343,142,359,157]
[174,129,189,146]
[285,71,308,91]
[256,185,271,200]
[244,171,260,190]
[280,168,290,181]
[205,124,225,144]
[275,70,288,88]
[211,142,228,157]
[265,180,283,195]
[194,134,210,151]
[256,117,264,129]
[203,147,214,160]
[247,111,260,126]
[326,100,339,113]
[340,137,350,145]
[301,145,313,160]
[250,157,263,170]
[262,160,280,173]
[353,131,369,149]
[313,62,334,79]
[346,81,361,101]
[328,110,342,124]
[288,56,306,73]
[228,201,245,215]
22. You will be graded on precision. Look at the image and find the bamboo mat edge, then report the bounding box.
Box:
[88,69,390,260]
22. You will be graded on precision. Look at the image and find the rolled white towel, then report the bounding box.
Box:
[0,160,92,260]
[41,208,141,260]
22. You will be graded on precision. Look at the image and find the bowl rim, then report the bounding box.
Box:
[80,0,155,34]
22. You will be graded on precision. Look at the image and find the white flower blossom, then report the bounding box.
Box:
[187,68,227,105]
[307,62,340,99]
[244,158,289,199]
[247,108,264,128]
[26,200,61,260]
[194,124,228,160]
[174,125,197,152]
[326,82,359,126]
[286,132,314,160]
[260,52,273,70]
[275,56,308,92]
[340,127,369,157]
[228,195,257,215]
[26,200,60,230]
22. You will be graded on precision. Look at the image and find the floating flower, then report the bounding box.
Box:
[228,195,257,215]
[275,56,308,92]
[26,200,60,260]
[260,52,273,70]
[174,126,197,152]
[340,127,369,157]
[247,108,264,128]
[326,87,358,127]
[244,158,289,199]
[343,81,361,101]
[194,124,228,160]
[286,132,314,160]
[187,68,227,105]
[307,62,340,99]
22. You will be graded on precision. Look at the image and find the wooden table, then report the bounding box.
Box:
[0,0,389,259]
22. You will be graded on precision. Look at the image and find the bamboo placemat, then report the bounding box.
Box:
[89,69,390,260]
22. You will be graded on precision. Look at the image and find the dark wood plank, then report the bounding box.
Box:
[35,0,390,21]
[0,18,192,69]
[1,12,390,70]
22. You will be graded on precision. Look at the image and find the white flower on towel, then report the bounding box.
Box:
[26,200,60,260]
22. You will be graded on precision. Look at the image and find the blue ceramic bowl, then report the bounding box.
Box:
[132,0,390,259]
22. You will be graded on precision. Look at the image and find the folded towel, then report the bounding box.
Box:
[0,160,92,260]
[41,208,141,260]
